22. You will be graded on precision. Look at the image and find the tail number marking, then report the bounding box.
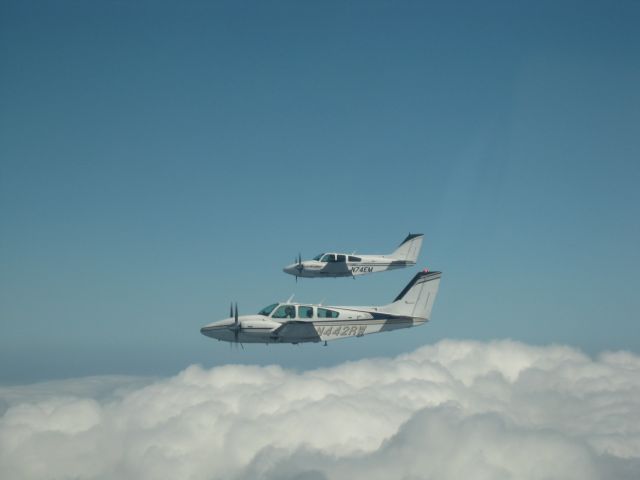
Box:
[351,266,374,273]
[316,325,366,337]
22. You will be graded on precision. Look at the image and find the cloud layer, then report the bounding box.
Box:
[1,340,639,479]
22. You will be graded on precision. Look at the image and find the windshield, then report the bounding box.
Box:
[272,304,296,319]
[258,303,278,316]
[313,253,324,261]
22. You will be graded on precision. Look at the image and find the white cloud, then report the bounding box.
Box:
[1,340,639,480]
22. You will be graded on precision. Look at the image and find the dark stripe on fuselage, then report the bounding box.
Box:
[200,326,276,333]
[283,317,415,326]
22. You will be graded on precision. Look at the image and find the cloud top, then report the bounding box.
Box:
[1,340,639,479]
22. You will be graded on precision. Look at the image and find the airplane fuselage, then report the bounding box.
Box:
[284,254,414,278]
[200,306,424,344]
[201,270,441,345]
[283,234,424,279]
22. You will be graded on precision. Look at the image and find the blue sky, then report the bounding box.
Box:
[1,0,639,383]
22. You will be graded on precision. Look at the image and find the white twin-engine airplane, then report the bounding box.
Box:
[283,233,424,279]
[200,269,441,345]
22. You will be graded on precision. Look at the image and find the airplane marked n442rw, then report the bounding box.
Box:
[200,270,441,345]
[283,234,424,279]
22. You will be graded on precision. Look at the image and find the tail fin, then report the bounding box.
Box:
[382,270,441,319]
[389,233,423,263]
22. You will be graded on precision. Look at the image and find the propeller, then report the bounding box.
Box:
[228,302,243,349]
[294,253,303,282]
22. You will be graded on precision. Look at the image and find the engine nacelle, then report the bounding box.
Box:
[239,316,280,336]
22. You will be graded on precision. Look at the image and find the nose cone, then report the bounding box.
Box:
[200,318,233,339]
[283,263,298,275]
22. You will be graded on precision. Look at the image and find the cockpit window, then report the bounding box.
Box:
[336,254,346,262]
[299,306,313,318]
[321,254,336,263]
[258,303,278,316]
[272,304,296,319]
[313,253,324,261]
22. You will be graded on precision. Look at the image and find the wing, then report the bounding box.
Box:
[319,261,352,277]
[272,321,322,343]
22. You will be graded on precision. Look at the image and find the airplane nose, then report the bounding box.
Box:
[201,318,232,338]
[283,264,295,275]
[200,325,215,337]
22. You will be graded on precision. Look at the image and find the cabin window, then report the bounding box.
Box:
[317,308,339,318]
[298,306,314,318]
[348,256,361,262]
[336,254,346,262]
[272,305,296,319]
[258,303,278,316]
[321,254,336,263]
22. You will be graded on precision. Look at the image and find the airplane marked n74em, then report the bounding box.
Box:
[283,234,424,279]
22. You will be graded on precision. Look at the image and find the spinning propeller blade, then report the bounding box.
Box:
[295,252,304,282]
[233,303,239,343]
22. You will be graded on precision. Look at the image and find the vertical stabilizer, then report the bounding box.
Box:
[389,233,424,263]
[382,270,441,319]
